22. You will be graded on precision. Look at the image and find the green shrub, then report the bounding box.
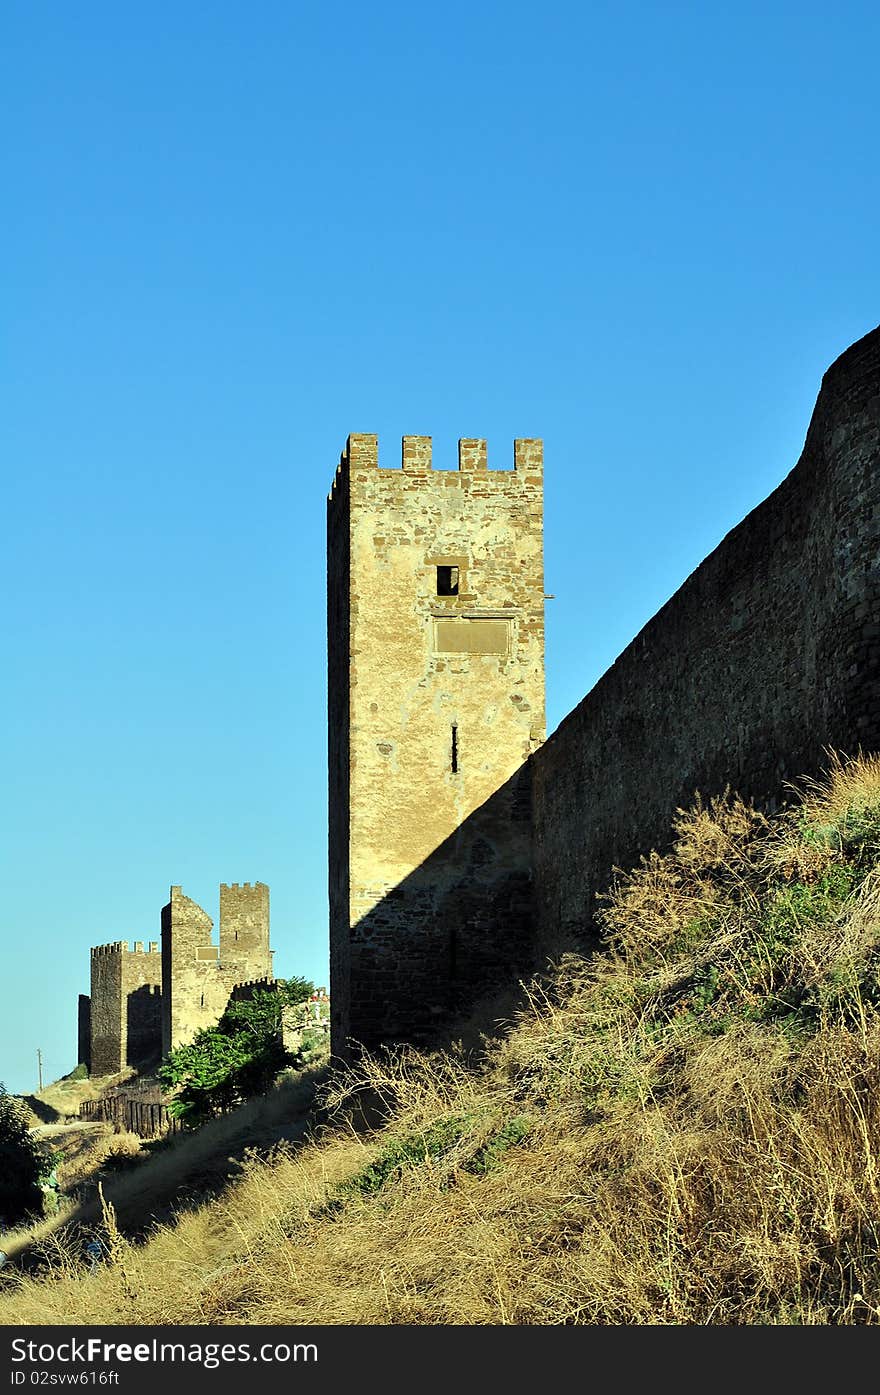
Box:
[0,1085,51,1227]
[158,977,315,1126]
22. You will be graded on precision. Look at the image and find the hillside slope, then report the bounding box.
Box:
[3,752,880,1325]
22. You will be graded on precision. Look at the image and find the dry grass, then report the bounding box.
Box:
[4,752,880,1325]
[101,1131,143,1161]
[40,1122,115,1192]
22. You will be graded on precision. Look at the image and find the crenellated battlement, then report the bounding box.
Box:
[230,974,276,993]
[329,435,543,500]
[91,942,125,957]
[91,940,161,957]
[328,454,346,504]
[227,974,277,1008]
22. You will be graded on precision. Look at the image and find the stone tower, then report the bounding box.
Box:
[219,880,273,980]
[327,434,545,1057]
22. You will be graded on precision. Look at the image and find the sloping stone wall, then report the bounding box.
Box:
[533,325,880,948]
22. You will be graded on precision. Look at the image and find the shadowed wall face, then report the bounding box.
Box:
[328,436,545,1055]
[78,994,91,1071]
[125,981,162,1068]
[90,944,123,1074]
[533,326,880,949]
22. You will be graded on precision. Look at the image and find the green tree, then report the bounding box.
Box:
[157,977,314,1126]
[0,1084,52,1227]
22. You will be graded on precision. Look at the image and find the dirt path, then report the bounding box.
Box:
[31,1122,106,1139]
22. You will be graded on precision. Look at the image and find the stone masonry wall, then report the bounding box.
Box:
[121,944,163,1068]
[533,324,880,949]
[328,435,545,1055]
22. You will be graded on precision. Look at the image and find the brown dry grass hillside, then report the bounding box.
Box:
[5,752,880,1325]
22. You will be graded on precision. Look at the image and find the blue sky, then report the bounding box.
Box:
[2,1,878,1094]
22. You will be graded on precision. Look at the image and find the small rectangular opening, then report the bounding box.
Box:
[451,723,458,773]
[437,565,459,596]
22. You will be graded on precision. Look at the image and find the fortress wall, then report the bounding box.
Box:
[83,883,274,1073]
[533,326,880,948]
[227,975,276,1006]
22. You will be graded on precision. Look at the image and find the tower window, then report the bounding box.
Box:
[451,723,459,773]
[437,565,459,596]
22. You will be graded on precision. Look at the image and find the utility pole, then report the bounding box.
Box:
[37,1048,43,1093]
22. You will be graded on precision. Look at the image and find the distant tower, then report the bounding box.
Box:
[219,881,272,980]
[89,940,162,1075]
[327,434,545,1056]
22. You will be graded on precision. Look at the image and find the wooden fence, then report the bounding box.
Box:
[79,1095,183,1138]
